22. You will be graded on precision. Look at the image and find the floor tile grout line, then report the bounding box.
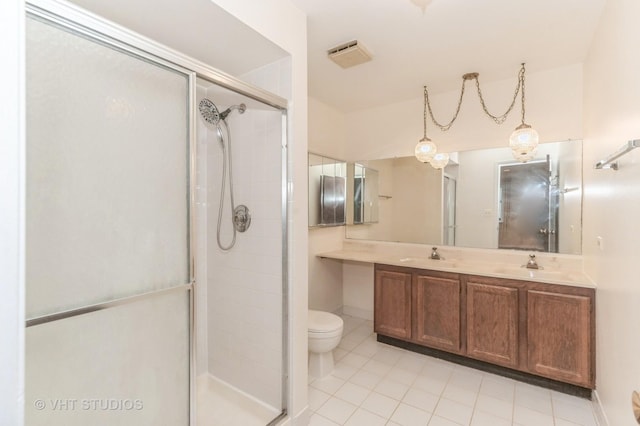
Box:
[467,374,483,426]
[313,314,598,426]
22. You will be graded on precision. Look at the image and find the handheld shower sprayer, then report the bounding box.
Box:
[197,98,251,251]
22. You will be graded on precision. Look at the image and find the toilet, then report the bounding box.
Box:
[308,309,344,378]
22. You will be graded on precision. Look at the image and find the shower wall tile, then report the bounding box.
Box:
[203,82,284,409]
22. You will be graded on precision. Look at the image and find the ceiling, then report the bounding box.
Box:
[70,0,287,77]
[289,0,606,112]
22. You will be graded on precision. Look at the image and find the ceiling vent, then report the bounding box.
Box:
[327,40,372,69]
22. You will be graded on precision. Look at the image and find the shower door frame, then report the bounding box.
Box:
[25,1,290,424]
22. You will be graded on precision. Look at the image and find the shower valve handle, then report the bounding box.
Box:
[233,205,251,233]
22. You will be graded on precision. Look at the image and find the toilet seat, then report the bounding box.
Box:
[308,310,343,333]
[308,327,343,339]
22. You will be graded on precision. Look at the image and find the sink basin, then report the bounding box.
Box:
[427,259,458,268]
[491,266,578,282]
[398,257,423,263]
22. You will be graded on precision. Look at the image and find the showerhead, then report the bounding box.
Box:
[199,98,220,125]
[198,98,246,125]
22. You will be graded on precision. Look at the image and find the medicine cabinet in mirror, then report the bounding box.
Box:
[346,140,582,254]
[308,153,347,227]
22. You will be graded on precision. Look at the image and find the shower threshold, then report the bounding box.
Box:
[196,374,280,425]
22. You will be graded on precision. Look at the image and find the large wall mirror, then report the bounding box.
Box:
[346,140,582,254]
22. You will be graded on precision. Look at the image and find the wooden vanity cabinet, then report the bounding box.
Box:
[374,264,595,390]
[527,287,594,388]
[466,278,520,368]
[412,272,462,353]
[374,265,463,354]
[374,266,412,339]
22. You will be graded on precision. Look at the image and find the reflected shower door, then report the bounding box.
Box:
[443,175,457,246]
[25,13,192,426]
[498,160,550,251]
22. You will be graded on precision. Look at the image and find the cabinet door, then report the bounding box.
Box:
[467,282,519,368]
[413,274,461,353]
[374,269,412,339]
[527,290,593,387]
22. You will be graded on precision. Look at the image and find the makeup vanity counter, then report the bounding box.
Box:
[317,241,595,288]
[318,241,595,392]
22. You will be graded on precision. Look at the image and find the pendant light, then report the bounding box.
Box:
[509,63,539,159]
[413,64,539,165]
[430,153,450,169]
[414,86,437,163]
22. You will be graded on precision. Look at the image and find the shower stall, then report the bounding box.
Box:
[24,1,289,425]
[194,81,287,425]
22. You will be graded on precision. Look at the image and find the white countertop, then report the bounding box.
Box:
[317,246,595,288]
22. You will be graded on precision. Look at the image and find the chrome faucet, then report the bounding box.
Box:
[525,254,540,269]
[430,247,441,260]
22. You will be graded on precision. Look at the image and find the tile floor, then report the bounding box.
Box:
[308,314,598,426]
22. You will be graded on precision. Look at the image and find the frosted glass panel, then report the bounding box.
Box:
[26,17,190,317]
[25,290,190,426]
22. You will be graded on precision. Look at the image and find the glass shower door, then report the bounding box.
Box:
[25,12,192,426]
[497,161,551,252]
[443,175,457,246]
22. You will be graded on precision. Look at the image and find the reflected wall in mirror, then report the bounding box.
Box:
[349,163,380,225]
[346,140,582,254]
[308,153,347,227]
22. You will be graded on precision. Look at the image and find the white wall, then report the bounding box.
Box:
[0,0,25,424]
[342,262,375,320]
[344,64,583,161]
[308,98,348,314]
[308,228,345,313]
[308,97,347,159]
[391,157,442,244]
[583,0,640,424]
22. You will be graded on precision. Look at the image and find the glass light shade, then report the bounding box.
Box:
[415,138,437,163]
[430,152,449,169]
[509,124,539,156]
[512,148,537,163]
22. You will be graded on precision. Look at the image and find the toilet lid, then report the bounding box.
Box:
[308,310,343,333]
